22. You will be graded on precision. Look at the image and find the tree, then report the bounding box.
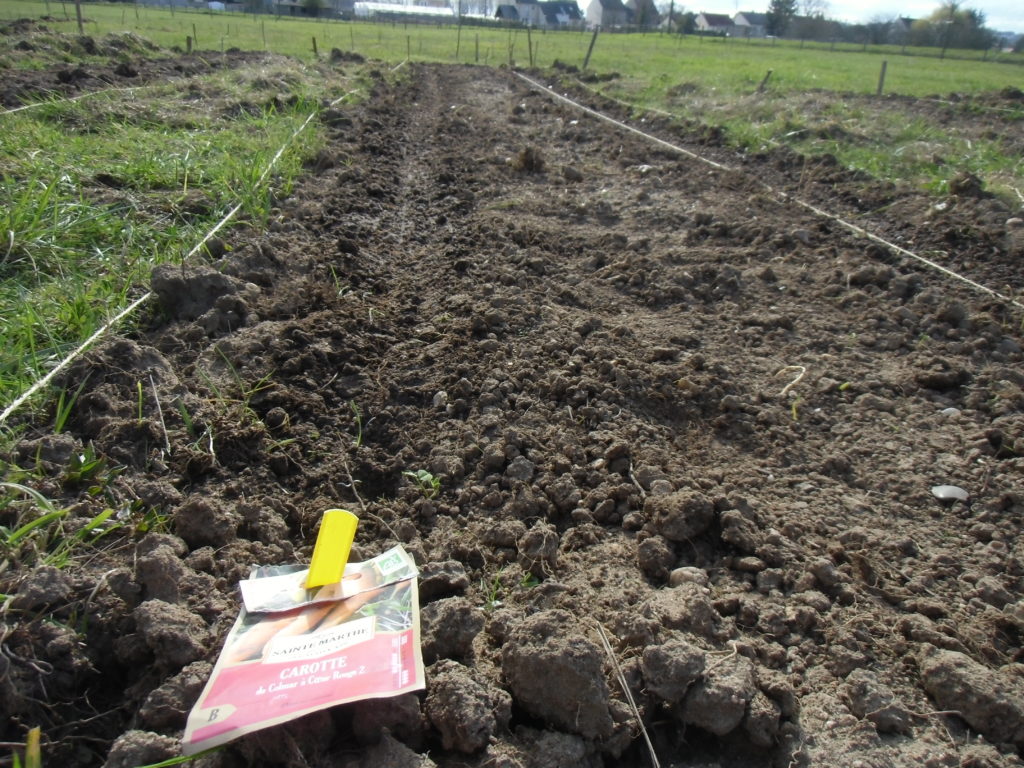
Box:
[865,14,897,44]
[911,3,995,52]
[766,0,796,36]
[800,0,828,18]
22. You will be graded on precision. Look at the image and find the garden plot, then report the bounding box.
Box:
[2,59,1024,768]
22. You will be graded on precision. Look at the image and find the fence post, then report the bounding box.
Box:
[756,68,772,93]
[582,27,599,70]
[312,36,317,56]
[876,59,887,96]
[186,34,192,53]
[527,26,533,66]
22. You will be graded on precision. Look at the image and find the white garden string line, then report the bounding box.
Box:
[514,72,1024,314]
[0,86,361,427]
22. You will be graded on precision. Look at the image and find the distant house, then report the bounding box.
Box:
[892,16,915,33]
[660,9,696,33]
[585,0,631,28]
[695,12,733,34]
[508,0,545,25]
[539,1,583,27]
[733,10,766,37]
[496,0,581,26]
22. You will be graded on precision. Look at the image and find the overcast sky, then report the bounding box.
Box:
[698,1,1024,33]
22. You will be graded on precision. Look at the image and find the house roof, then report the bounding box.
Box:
[698,12,732,26]
[495,3,518,17]
[539,1,582,22]
[593,0,628,11]
[735,11,766,24]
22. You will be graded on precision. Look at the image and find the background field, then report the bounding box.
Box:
[1,0,1023,94]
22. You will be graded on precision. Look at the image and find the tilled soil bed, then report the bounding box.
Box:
[3,62,1024,768]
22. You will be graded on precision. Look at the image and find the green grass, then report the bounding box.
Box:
[0,0,1020,93]
[0,46,345,418]
[579,38,1024,204]
[582,33,1022,98]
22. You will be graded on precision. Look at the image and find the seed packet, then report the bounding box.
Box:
[182,545,424,754]
[239,544,416,613]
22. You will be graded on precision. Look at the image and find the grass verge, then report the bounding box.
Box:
[0,38,357,423]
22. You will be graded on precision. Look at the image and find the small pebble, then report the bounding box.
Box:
[931,485,968,502]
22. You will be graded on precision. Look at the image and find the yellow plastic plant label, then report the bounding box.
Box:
[305,508,359,588]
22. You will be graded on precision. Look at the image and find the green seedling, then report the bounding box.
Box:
[329,265,350,297]
[53,375,89,434]
[481,569,539,611]
[519,572,540,589]
[10,726,41,768]
[1,482,67,557]
[403,469,440,500]
[481,572,503,611]
[350,401,363,448]
[210,348,275,422]
[62,444,122,493]
[132,503,169,536]
[45,507,121,569]
[134,744,223,767]
[175,399,197,438]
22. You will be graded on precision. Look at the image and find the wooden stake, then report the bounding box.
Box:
[186,34,192,53]
[73,0,84,34]
[312,35,318,56]
[756,68,772,93]
[876,59,887,97]
[527,26,533,67]
[582,26,599,70]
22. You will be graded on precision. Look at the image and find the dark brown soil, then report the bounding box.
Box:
[3,60,1024,768]
[0,18,285,108]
